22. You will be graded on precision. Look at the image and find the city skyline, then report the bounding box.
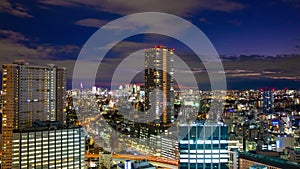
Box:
[1,1,300,168]
[1,1,300,90]
[1,60,300,168]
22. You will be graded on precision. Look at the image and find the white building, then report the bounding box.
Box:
[11,123,85,169]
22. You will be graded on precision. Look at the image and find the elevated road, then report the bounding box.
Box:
[86,153,178,166]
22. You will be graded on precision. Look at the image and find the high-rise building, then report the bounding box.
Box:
[65,91,79,126]
[1,60,66,169]
[144,46,174,124]
[11,121,85,169]
[261,89,274,114]
[179,122,229,169]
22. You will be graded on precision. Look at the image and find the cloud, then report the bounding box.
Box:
[39,0,245,17]
[265,76,300,80]
[95,41,151,55]
[0,29,81,81]
[229,72,262,77]
[74,18,107,28]
[74,14,194,38]
[0,29,29,42]
[35,44,80,59]
[0,29,80,63]
[0,39,39,61]
[0,0,33,18]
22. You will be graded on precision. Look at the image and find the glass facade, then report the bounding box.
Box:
[179,123,229,169]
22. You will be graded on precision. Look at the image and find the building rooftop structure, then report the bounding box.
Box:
[249,164,267,169]
[12,120,81,133]
[117,160,155,169]
[239,152,300,169]
[180,120,227,126]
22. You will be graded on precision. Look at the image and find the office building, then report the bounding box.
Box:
[179,122,229,169]
[1,61,66,168]
[161,137,179,160]
[11,121,85,168]
[144,46,174,124]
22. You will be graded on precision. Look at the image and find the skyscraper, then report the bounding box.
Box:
[1,60,66,169]
[65,91,79,126]
[179,122,229,169]
[261,89,274,114]
[144,46,174,124]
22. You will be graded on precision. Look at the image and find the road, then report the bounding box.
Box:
[86,153,178,167]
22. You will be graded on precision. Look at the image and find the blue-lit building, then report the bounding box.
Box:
[179,122,229,169]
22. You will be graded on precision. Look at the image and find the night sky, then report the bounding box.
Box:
[1,0,300,90]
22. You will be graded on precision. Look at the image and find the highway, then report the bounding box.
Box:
[86,153,178,167]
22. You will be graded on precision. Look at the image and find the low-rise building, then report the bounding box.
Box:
[239,152,300,169]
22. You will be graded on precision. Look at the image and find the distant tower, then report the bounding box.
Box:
[1,61,66,169]
[80,82,83,92]
[144,46,174,124]
[262,89,274,114]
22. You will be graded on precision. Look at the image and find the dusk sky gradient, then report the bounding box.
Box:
[1,0,300,89]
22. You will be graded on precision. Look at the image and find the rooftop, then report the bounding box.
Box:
[13,120,82,133]
[240,152,300,169]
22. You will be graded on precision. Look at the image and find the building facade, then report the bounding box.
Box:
[99,151,112,169]
[1,61,66,168]
[228,149,239,169]
[261,89,274,114]
[144,46,174,124]
[179,123,229,169]
[11,125,85,169]
[161,137,179,160]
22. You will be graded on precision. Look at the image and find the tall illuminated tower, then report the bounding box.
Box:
[261,89,274,114]
[144,45,174,124]
[1,60,66,169]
